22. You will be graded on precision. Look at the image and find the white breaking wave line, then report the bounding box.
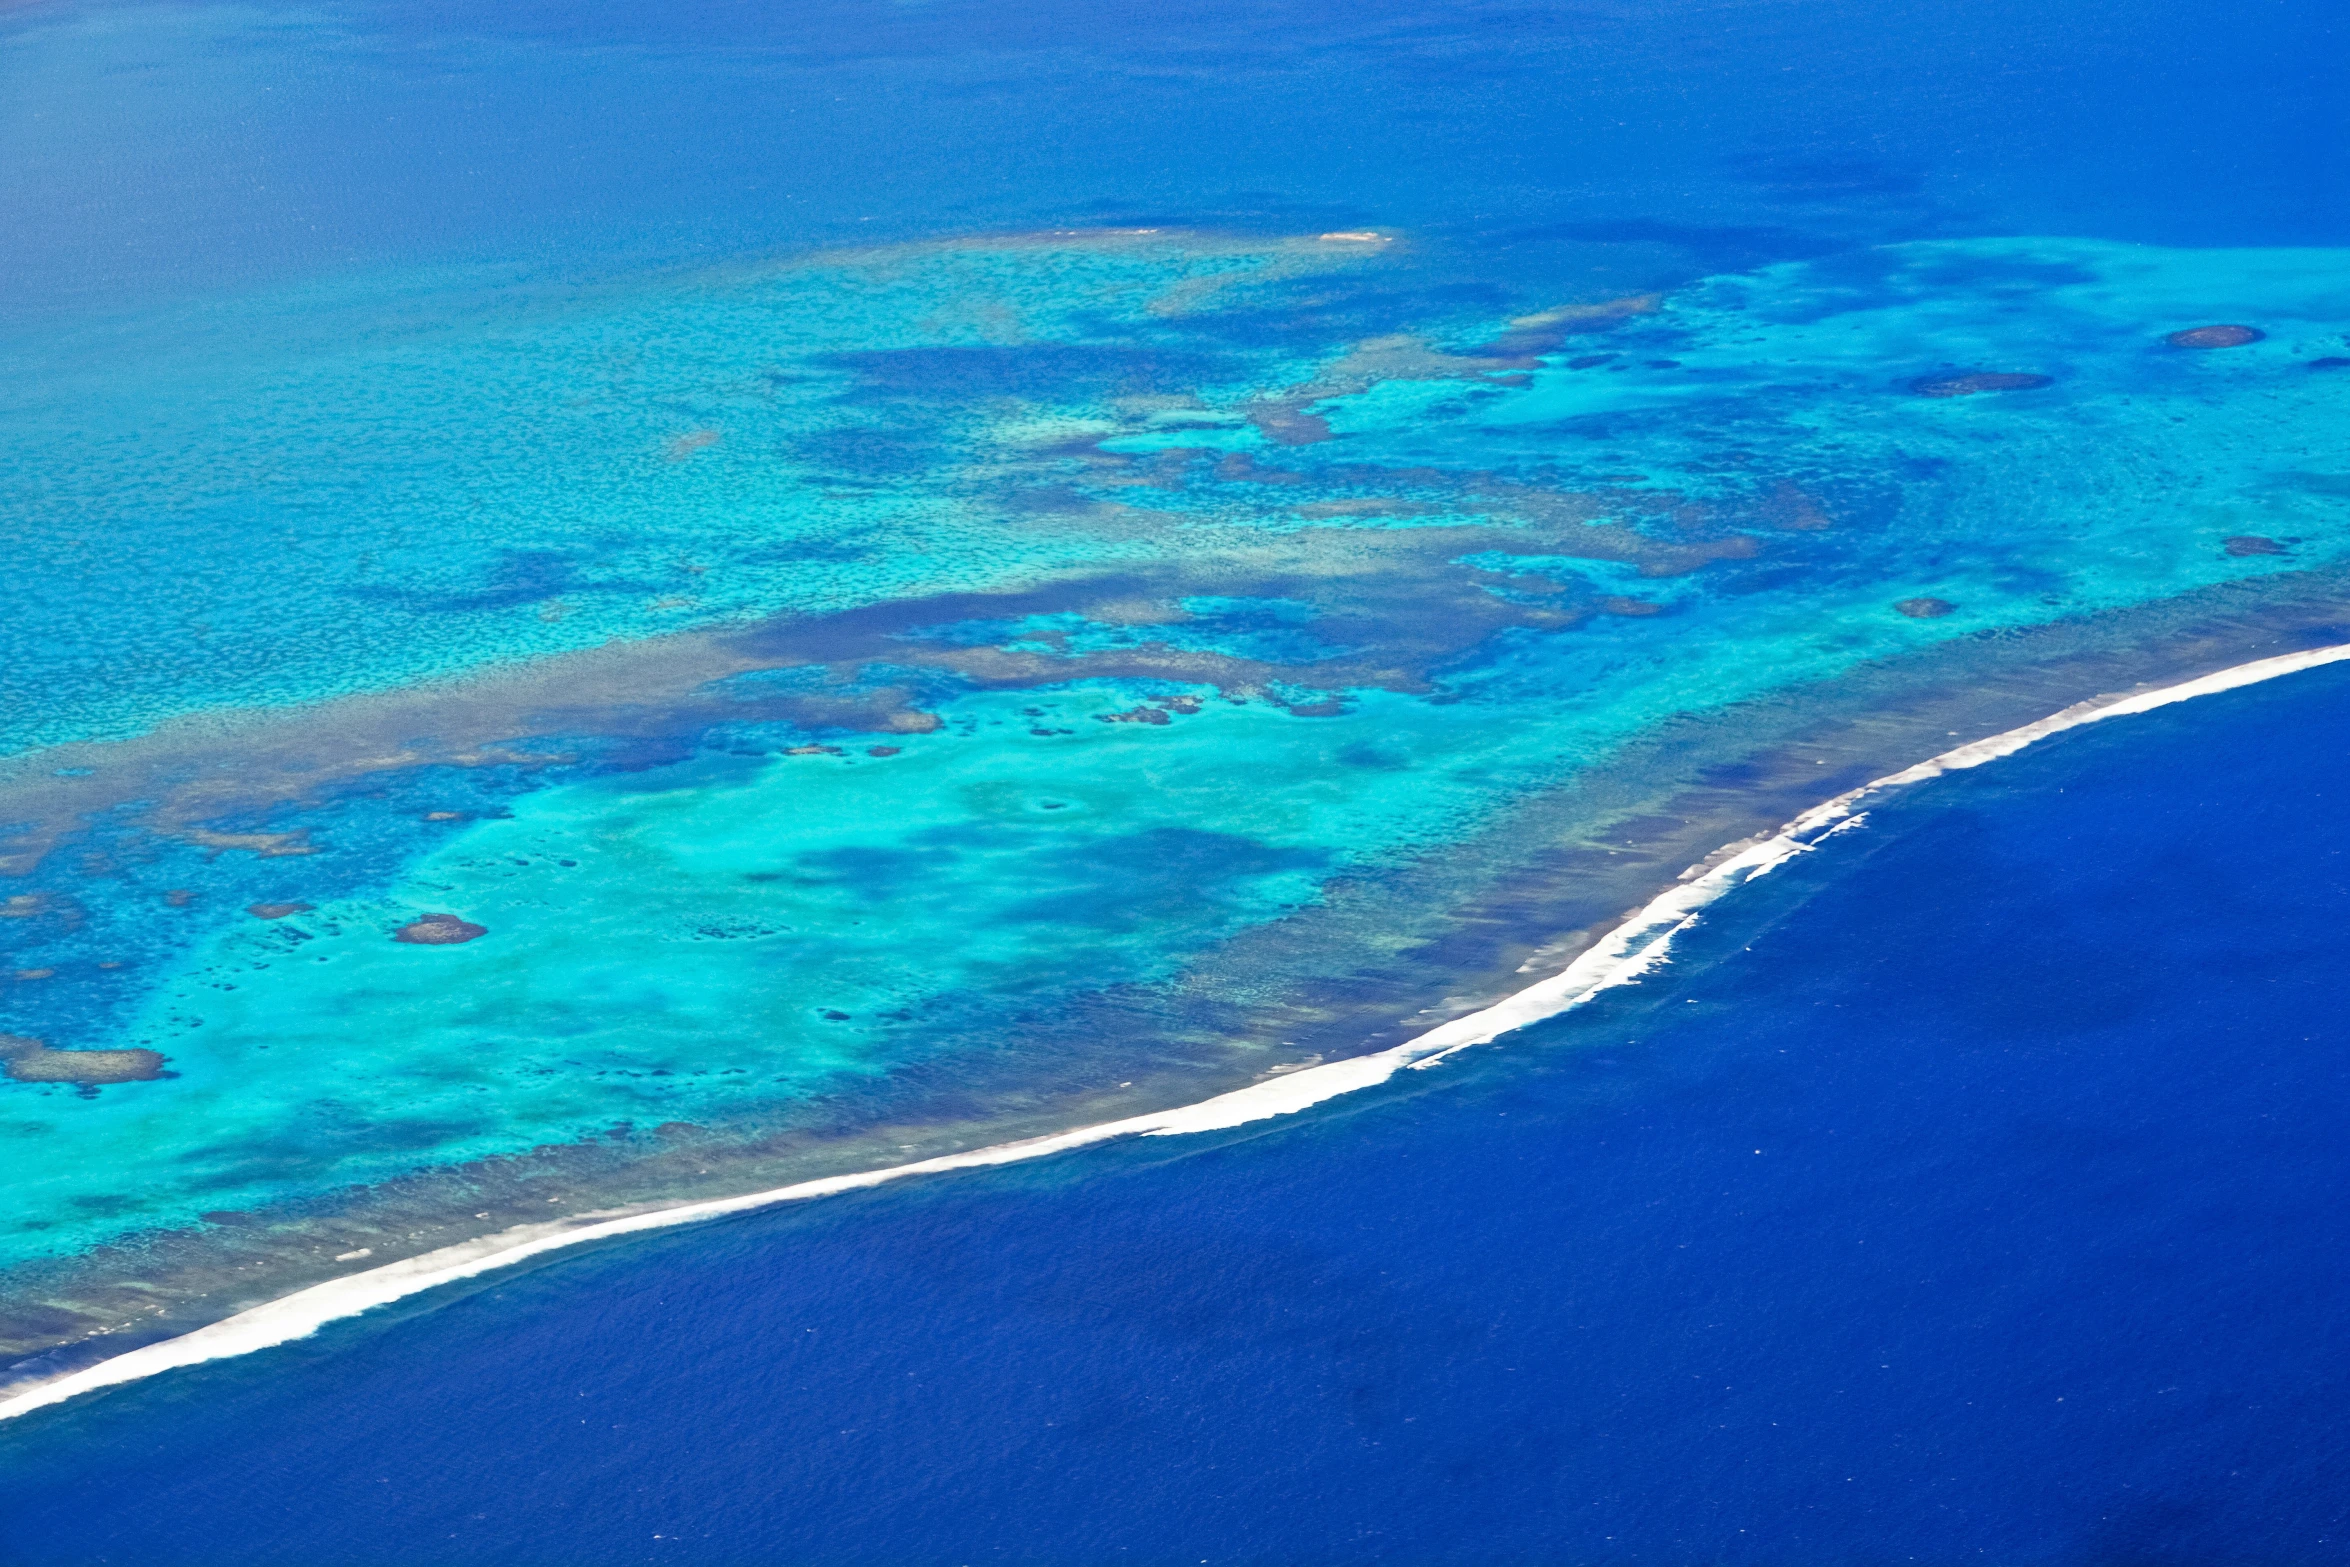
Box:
[7,639,2347,1423]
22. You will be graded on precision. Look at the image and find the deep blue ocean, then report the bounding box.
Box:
[6,656,2350,1561]
[4,0,2349,1559]
[8,0,2343,323]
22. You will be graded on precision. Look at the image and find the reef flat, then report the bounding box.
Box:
[4,229,2348,1384]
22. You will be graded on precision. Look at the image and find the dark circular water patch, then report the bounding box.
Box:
[1895,597,1957,618]
[2166,325,2265,349]
[2224,536,2290,557]
[1908,372,2052,398]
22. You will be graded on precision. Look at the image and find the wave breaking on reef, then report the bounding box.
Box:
[7,639,2350,1425]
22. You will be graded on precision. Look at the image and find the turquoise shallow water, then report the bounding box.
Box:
[5,231,2350,1286]
[17,654,2350,1564]
[12,235,2345,753]
[4,232,2350,1287]
[3,0,2348,1375]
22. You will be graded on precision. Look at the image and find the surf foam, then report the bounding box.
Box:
[8,638,2348,1423]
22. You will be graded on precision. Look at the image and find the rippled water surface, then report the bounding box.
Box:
[1,0,2345,1467]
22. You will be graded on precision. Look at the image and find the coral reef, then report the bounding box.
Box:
[2167,325,2264,349]
[393,914,488,945]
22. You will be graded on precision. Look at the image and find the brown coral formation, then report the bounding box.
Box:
[1895,597,1957,618]
[247,902,314,920]
[182,828,316,858]
[1469,295,1663,359]
[0,481,1764,875]
[1214,452,1305,484]
[0,269,1749,881]
[1757,480,1833,531]
[1242,296,1660,445]
[1909,372,2053,398]
[0,1034,167,1086]
[2224,536,2289,557]
[2167,325,2264,349]
[393,913,488,945]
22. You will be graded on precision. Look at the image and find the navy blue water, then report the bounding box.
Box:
[7,0,2345,327]
[7,662,2349,1560]
[8,0,2350,1558]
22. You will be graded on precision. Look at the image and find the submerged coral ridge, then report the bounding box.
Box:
[2,228,2347,1373]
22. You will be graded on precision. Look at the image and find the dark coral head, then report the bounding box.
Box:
[394,913,489,945]
[1908,372,2052,397]
[2166,325,2264,349]
[1894,597,1957,618]
[0,1033,168,1085]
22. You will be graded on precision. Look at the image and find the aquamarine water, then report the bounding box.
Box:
[2,0,2346,1396]
[20,651,2350,1565]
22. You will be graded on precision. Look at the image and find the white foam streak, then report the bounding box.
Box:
[9,640,2349,1422]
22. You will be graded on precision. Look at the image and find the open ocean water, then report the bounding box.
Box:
[1,0,2348,1560]
[8,628,2350,1562]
